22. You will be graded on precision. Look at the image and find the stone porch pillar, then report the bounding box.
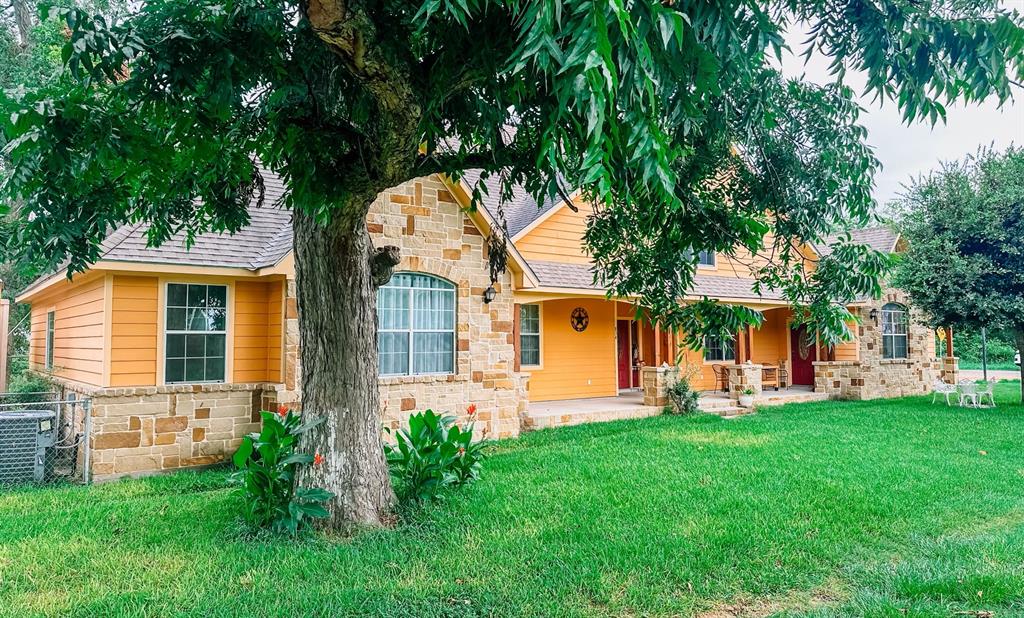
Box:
[726,363,762,399]
[641,366,670,407]
[941,356,959,384]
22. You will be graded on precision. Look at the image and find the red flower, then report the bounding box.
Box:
[467,404,477,417]
[457,447,466,457]
[313,452,324,466]
[277,405,289,419]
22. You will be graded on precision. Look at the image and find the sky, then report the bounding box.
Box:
[778,16,1024,207]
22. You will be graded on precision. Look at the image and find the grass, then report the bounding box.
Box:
[2,384,1024,617]
[959,360,1019,371]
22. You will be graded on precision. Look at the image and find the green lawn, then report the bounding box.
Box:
[2,385,1024,618]
[959,360,1019,371]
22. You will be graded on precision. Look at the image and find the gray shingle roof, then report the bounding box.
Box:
[458,170,563,237]
[815,225,899,258]
[528,260,785,301]
[97,171,293,270]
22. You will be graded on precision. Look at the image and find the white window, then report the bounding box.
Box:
[44,311,55,370]
[698,250,716,267]
[881,303,909,359]
[703,333,735,362]
[377,273,456,376]
[164,283,227,383]
[520,304,541,366]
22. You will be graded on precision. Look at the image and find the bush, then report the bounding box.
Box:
[231,407,334,534]
[664,367,701,415]
[5,355,54,394]
[384,407,486,503]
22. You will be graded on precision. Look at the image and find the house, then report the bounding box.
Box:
[16,171,949,479]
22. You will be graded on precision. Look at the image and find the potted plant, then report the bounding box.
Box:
[738,387,756,408]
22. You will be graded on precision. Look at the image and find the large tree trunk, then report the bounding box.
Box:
[293,205,397,532]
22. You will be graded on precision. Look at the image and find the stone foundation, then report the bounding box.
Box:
[813,359,937,400]
[54,378,283,482]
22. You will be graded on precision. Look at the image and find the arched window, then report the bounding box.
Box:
[377,273,456,376]
[881,303,909,359]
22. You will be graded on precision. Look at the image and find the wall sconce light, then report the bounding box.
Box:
[483,284,496,304]
[869,308,879,325]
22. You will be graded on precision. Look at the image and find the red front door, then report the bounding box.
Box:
[790,325,817,385]
[617,321,631,389]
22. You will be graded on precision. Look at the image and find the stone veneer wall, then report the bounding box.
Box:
[280,175,524,440]
[55,378,282,481]
[813,288,938,400]
[369,177,524,439]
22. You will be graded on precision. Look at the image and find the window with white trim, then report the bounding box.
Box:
[44,311,55,370]
[164,283,227,383]
[698,250,716,267]
[520,304,541,366]
[703,333,735,362]
[377,273,456,376]
[881,302,909,359]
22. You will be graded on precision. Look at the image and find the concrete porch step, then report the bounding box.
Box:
[705,405,751,418]
[523,405,662,430]
[756,391,829,406]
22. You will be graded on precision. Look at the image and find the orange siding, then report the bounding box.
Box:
[749,309,790,365]
[833,329,859,361]
[514,198,594,265]
[109,275,159,386]
[525,299,617,401]
[29,276,106,386]
[233,279,284,383]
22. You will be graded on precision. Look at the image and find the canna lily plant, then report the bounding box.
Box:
[231,407,334,534]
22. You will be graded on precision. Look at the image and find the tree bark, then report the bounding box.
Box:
[293,204,396,533]
[13,0,33,47]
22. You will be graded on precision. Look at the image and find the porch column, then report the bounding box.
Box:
[746,324,754,362]
[735,329,745,365]
[670,329,678,366]
[941,325,959,384]
[654,323,662,366]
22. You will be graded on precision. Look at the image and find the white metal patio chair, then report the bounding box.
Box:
[957,380,979,408]
[975,378,997,408]
[932,379,958,406]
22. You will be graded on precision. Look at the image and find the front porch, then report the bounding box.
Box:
[522,386,827,430]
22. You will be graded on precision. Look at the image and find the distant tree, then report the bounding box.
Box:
[1,0,1022,531]
[894,146,1024,400]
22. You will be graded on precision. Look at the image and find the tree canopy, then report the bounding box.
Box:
[3,0,1022,343]
[893,146,1024,395]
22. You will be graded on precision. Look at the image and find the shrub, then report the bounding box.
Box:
[384,407,486,503]
[231,407,334,534]
[665,371,701,415]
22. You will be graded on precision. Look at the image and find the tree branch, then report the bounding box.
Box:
[370,245,401,288]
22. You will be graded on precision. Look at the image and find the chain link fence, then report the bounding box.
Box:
[0,391,91,488]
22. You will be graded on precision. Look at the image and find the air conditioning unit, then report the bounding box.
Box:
[0,410,57,485]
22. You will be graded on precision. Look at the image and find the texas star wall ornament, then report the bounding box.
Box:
[570,307,589,332]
